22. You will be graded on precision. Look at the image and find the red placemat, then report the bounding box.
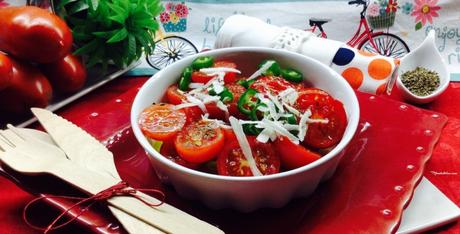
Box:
[1,78,459,233]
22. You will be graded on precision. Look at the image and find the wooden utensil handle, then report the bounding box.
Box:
[50,162,223,234]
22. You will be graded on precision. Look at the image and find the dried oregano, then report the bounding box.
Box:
[401,67,440,96]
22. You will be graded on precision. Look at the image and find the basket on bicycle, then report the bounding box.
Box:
[366,0,397,29]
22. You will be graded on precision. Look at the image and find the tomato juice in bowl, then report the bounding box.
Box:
[131,47,360,211]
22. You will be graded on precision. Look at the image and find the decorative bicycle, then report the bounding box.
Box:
[146,34,199,70]
[307,0,410,58]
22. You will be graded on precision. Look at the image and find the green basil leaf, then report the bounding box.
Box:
[107,28,128,43]
[73,38,100,55]
[109,14,126,24]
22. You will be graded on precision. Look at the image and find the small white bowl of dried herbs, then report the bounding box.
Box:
[396,30,449,104]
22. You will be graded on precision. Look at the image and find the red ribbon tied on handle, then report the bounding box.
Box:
[22,181,165,233]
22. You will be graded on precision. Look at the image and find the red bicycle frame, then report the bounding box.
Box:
[346,17,379,51]
[306,25,327,38]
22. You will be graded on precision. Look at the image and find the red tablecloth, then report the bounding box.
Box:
[0,77,459,233]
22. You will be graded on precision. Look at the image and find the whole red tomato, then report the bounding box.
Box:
[0,53,12,90]
[0,57,52,114]
[0,6,73,63]
[40,54,87,94]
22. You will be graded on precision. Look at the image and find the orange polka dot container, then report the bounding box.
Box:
[331,46,398,95]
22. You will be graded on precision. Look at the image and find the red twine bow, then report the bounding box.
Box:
[22,181,165,233]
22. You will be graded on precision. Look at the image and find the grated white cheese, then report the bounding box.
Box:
[247,60,275,81]
[202,114,232,129]
[278,88,299,105]
[262,119,299,144]
[200,67,241,74]
[212,81,225,94]
[189,83,204,89]
[174,102,199,110]
[229,117,263,176]
[283,104,301,117]
[256,94,279,121]
[267,92,284,113]
[298,109,312,141]
[216,100,230,120]
[283,124,300,131]
[186,95,207,113]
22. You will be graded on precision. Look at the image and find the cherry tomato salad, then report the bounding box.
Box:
[139,56,347,177]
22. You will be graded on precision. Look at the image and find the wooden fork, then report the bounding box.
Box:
[0,127,223,234]
[2,127,164,234]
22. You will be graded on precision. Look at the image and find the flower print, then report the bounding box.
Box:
[378,0,388,7]
[411,0,441,26]
[367,3,381,17]
[401,2,414,15]
[175,3,189,18]
[380,8,387,16]
[386,0,398,13]
[170,12,180,24]
[165,2,175,11]
[159,12,170,23]
[0,0,9,8]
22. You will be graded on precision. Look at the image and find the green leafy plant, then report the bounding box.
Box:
[56,0,162,69]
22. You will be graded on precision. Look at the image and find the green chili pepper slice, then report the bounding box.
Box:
[259,60,281,76]
[281,68,303,83]
[219,89,233,103]
[242,123,262,135]
[237,88,259,115]
[178,66,193,91]
[191,56,214,70]
[208,87,234,103]
[280,113,297,124]
[249,103,268,121]
[237,79,255,89]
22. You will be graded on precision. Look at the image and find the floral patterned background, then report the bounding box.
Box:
[1,0,459,79]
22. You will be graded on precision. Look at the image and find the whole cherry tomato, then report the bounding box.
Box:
[0,53,12,90]
[0,57,52,114]
[0,6,73,63]
[40,54,87,94]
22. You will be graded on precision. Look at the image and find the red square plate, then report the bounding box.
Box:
[14,86,448,233]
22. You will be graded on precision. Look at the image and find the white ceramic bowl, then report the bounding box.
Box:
[131,47,360,212]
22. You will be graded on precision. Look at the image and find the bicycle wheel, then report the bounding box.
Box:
[146,36,198,70]
[358,32,410,59]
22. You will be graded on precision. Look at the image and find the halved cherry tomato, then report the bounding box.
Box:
[160,140,200,169]
[191,71,214,84]
[139,104,186,141]
[297,87,330,96]
[174,120,225,163]
[165,84,202,123]
[295,92,347,148]
[165,84,185,105]
[217,136,280,176]
[274,136,321,169]
[214,61,238,83]
[250,75,296,95]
